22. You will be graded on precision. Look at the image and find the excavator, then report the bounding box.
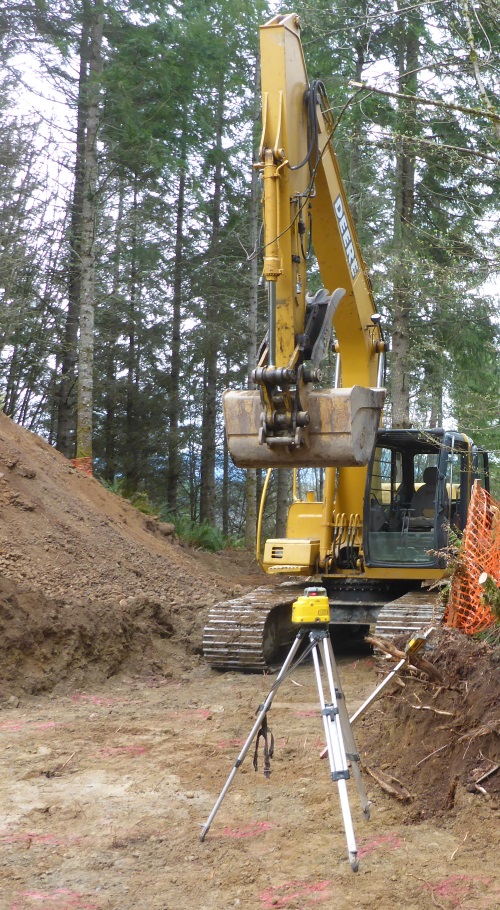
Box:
[203,13,490,669]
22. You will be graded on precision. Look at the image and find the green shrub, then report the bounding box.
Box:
[167,516,224,552]
[99,480,241,552]
[99,477,158,516]
[162,513,245,552]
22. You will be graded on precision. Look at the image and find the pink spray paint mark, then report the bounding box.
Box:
[0,720,25,732]
[0,720,63,734]
[217,821,276,839]
[358,832,403,859]
[1,832,82,847]
[260,880,330,909]
[11,889,99,909]
[294,709,318,718]
[216,738,246,749]
[419,874,491,908]
[2,833,57,846]
[144,677,182,689]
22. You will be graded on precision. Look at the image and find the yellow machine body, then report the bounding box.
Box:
[202,13,492,672]
[263,537,320,575]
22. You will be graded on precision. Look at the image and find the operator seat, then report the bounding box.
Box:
[411,466,438,516]
[408,466,446,529]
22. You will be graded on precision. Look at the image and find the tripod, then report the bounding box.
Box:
[200,625,371,872]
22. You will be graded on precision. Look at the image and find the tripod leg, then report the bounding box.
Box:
[199,629,306,842]
[321,635,371,821]
[310,637,359,872]
[349,656,406,726]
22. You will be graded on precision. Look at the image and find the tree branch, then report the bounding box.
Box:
[372,131,499,165]
[350,81,500,127]
[459,0,500,140]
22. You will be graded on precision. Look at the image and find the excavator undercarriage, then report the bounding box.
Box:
[203,579,445,671]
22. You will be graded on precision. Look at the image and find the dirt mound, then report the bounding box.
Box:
[358,628,500,814]
[0,412,260,696]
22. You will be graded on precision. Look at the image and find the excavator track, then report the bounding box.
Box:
[324,579,446,639]
[203,585,302,670]
[203,583,446,670]
[374,589,445,638]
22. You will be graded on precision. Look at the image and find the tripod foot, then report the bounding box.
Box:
[349,851,359,872]
[363,800,372,821]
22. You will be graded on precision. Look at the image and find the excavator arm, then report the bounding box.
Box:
[224,13,385,470]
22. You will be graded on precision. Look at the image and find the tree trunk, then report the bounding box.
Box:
[3,347,19,416]
[275,470,291,538]
[75,0,104,470]
[391,6,418,429]
[188,436,198,522]
[56,7,91,457]
[124,174,140,493]
[199,79,225,526]
[428,393,441,429]
[103,180,125,483]
[167,160,186,513]
[245,472,258,550]
[222,430,229,537]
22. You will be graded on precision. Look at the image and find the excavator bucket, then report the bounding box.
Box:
[223,386,386,469]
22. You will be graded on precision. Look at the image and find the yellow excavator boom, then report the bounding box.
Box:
[223,13,385,473]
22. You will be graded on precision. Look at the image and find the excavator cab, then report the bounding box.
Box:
[363,429,490,569]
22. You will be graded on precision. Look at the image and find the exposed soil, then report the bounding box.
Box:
[0,412,499,910]
[0,411,262,697]
[361,629,500,816]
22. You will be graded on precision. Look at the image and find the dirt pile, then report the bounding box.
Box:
[358,628,500,813]
[0,412,260,697]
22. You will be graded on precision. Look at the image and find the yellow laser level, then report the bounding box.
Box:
[405,635,425,655]
[292,586,330,624]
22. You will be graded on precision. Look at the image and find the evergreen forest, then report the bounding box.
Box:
[1,0,499,544]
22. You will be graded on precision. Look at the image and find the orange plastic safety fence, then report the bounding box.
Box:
[71,456,94,477]
[446,483,500,634]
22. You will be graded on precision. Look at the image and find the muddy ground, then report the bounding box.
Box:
[0,412,499,910]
